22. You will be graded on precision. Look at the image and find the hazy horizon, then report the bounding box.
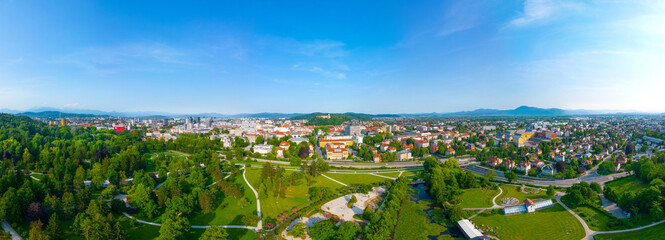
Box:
[2,1,664,113]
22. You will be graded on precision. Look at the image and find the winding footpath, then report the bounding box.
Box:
[554,195,665,240]
[466,186,504,219]
[1,221,22,240]
[122,165,263,231]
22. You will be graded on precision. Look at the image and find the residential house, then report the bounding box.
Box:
[397,150,413,161]
[542,164,556,175]
[254,144,273,155]
[446,148,456,156]
[279,141,291,150]
[488,156,502,167]
[517,162,531,174]
[503,159,516,169]
[373,154,382,163]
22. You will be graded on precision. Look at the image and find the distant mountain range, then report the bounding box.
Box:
[0,106,658,119]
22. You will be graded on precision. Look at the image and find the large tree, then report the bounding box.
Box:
[200,225,228,240]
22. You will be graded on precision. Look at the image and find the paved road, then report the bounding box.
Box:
[1,221,22,240]
[462,163,629,188]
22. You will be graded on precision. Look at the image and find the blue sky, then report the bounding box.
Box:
[1,0,664,114]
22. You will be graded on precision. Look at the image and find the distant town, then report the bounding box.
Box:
[1,111,664,240]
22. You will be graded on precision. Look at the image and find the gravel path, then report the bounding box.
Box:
[321,174,348,187]
[1,221,22,240]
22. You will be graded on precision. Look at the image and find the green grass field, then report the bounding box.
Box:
[594,221,665,240]
[244,168,344,219]
[323,172,391,186]
[472,203,585,240]
[166,150,190,157]
[459,188,499,208]
[498,184,548,203]
[374,170,420,179]
[189,173,258,226]
[605,176,647,194]
[559,195,629,232]
[573,205,620,231]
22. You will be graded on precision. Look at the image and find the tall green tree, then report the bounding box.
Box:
[200,225,228,240]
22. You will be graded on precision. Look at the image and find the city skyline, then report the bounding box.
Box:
[2,0,665,114]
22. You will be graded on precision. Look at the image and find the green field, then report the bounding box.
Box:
[605,176,648,194]
[323,173,391,186]
[374,170,420,179]
[245,168,344,219]
[559,195,628,232]
[189,172,258,226]
[594,221,665,240]
[498,184,548,203]
[472,203,585,240]
[573,205,622,231]
[459,188,499,208]
[166,150,191,157]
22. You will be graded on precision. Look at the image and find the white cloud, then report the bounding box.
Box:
[53,42,200,75]
[62,103,86,109]
[292,63,347,79]
[509,0,583,27]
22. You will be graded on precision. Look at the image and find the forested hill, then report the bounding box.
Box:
[16,111,104,118]
[291,112,398,126]
[0,113,54,142]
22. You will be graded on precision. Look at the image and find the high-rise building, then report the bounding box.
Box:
[345,125,362,136]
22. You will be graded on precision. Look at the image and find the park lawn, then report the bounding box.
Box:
[498,184,548,203]
[559,195,629,231]
[372,171,402,178]
[459,188,499,208]
[166,150,190,157]
[189,173,258,226]
[323,173,391,186]
[594,221,665,240]
[374,170,420,179]
[393,198,447,240]
[244,167,344,219]
[605,176,647,195]
[573,205,621,231]
[472,203,585,240]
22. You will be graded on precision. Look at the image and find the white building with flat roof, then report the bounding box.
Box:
[254,144,273,155]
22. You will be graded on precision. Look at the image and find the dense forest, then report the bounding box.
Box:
[0,113,236,239]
